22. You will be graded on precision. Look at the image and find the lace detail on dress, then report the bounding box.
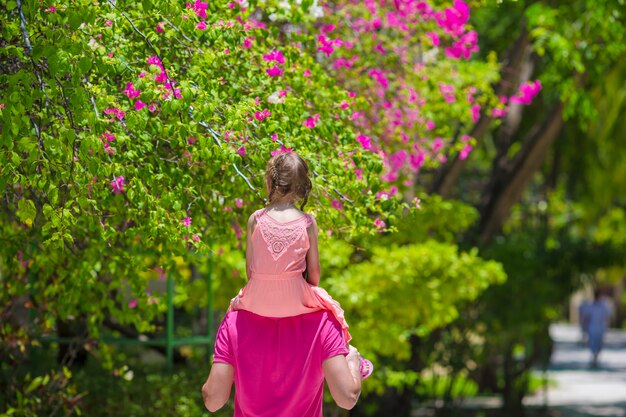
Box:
[255,210,308,261]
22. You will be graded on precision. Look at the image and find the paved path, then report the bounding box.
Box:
[525,323,626,416]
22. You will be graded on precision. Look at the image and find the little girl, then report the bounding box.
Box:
[228,151,373,379]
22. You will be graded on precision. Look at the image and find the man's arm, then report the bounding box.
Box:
[201,363,234,412]
[322,346,362,410]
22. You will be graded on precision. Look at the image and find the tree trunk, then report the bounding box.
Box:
[478,103,565,244]
[431,26,531,197]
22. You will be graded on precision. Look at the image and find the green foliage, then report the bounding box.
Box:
[0,0,401,346]
[315,198,505,395]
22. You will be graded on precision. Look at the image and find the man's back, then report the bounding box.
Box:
[213,310,349,417]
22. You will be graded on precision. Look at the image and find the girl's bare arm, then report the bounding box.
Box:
[305,217,321,286]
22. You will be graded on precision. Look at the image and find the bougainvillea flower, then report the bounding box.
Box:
[262,50,285,64]
[471,104,481,122]
[111,176,125,194]
[459,144,473,160]
[101,132,115,142]
[356,133,372,150]
[510,80,542,105]
[425,31,440,47]
[192,0,208,19]
[303,114,320,128]
[266,65,284,77]
[254,108,272,121]
[147,55,162,68]
[270,144,292,156]
[183,217,192,227]
[439,83,456,103]
[492,107,507,118]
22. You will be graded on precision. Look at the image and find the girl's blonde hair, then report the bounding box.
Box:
[265,152,312,210]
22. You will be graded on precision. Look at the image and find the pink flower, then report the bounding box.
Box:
[340,101,350,109]
[435,0,470,37]
[242,37,254,48]
[128,299,137,309]
[196,21,207,30]
[445,30,480,60]
[101,132,115,142]
[155,71,168,83]
[44,5,56,12]
[356,133,372,150]
[135,100,147,111]
[271,133,278,141]
[439,83,456,103]
[492,107,507,118]
[459,144,472,160]
[138,71,147,78]
[187,137,197,145]
[235,198,244,208]
[412,197,422,209]
[105,19,113,26]
[123,82,141,99]
[148,103,158,113]
[254,108,271,121]
[317,35,342,57]
[192,0,208,19]
[0,104,4,109]
[374,218,386,230]
[103,107,126,120]
[236,146,246,157]
[425,32,440,46]
[147,55,162,68]
[369,69,389,89]
[192,234,201,242]
[303,69,312,77]
[103,143,116,155]
[303,114,320,128]
[107,52,114,58]
[331,199,344,211]
[321,24,335,33]
[262,50,285,65]
[111,176,125,194]
[432,138,444,152]
[471,104,481,123]
[270,144,293,156]
[510,80,542,105]
[409,151,425,171]
[425,120,436,131]
[266,65,284,77]
[156,22,165,33]
[183,217,192,227]
[232,223,242,239]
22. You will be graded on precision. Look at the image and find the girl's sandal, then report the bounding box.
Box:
[359,357,374,380]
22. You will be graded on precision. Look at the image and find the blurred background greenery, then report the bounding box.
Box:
[2,0,626,416]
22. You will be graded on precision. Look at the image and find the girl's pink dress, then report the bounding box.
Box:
[228,208,351,342]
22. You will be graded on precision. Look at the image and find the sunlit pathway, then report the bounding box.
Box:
[525,324,626,416]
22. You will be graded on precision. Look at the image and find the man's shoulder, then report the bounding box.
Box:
[224,310,338,329]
